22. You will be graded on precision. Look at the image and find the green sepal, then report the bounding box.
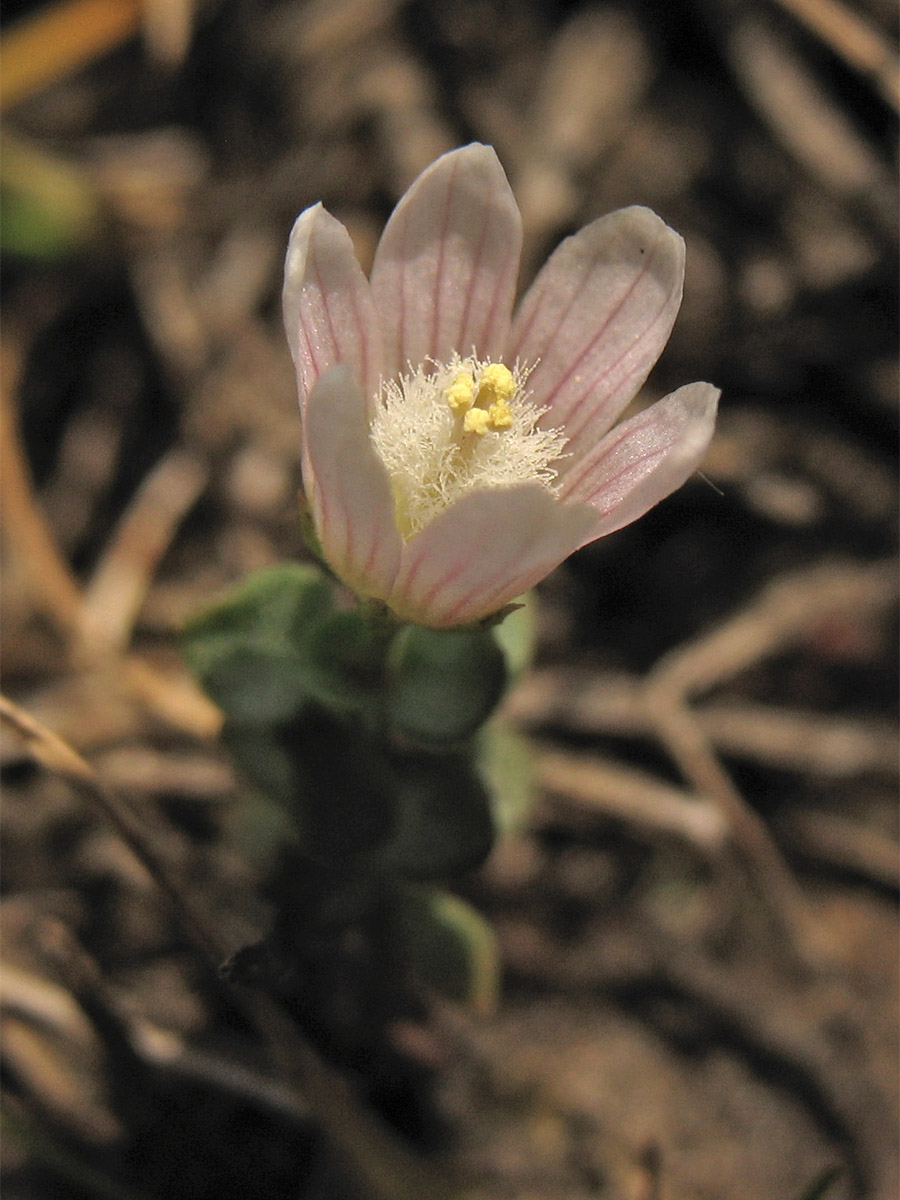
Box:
[391,884,500,1013]
[490,592,536,680]
[297,491,325,562]
[387,626,507,744]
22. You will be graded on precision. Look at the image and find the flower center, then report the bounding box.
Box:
[370,354,567,540]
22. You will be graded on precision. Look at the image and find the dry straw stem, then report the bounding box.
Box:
[533,749,729,856]
[0,0,197,111]
[0,342,83,639]
[0,694,461,1200]
[74,447,209,662]
[509,671,897,780]
[1,332,219,740]
[772,0,900,111]
[729,14,896,228]
[0,0,141,112]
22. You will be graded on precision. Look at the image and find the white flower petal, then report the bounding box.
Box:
[563,381,720,541]
[388,485,596,628]
[283,204,382,415]
[303,366,402,599]
[508,206,685,475]
[370,144,523,377]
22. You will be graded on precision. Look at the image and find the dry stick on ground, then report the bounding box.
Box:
[643,558,898,971]
[771,0,900,111]
[1,335,220,741]
[508,671,898,780]
[728,13,896,229]
[533,748,729,857]
[74,446,209,662]
[0,694,460,1200]
[0,340,83,640]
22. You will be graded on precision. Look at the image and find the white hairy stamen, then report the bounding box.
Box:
[370,354,567,540]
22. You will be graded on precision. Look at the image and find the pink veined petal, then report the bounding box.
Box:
[282,204,383,418]
[370,144,523,378]
[388,485,596,629]
[303,365,402,600]
[507,206,685,477]
[563,381,720,544]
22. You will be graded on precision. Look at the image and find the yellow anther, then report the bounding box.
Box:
[476,363,516,406]
[445,371,475,412]
[488,399,513,429]
[463,407,491,435]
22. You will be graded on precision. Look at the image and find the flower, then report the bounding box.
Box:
[283,144,719,629]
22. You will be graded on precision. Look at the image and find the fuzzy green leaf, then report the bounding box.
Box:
[392,885,500,1013]
[182,563,336,724]
[387,626,507,744]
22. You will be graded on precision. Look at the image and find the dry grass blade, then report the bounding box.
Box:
[0,341,83,639]
[75,449,209,662]
[0,0,141,112]
[729,15,895,227]
[772,0,900,111]
[535,747,729,853]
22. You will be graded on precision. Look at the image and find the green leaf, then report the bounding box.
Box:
[1,135,102,261]
[387,626,507,744]
[490,591,536,679]
[392,885,500,1013]
[287,711,398,860]
[374,751,495,879]
[182,563,335,724]
[296,608,385,715]
[227,712,398,862]
[478,720,536,836]
[222,722,302,810]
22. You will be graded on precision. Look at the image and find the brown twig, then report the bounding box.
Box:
[728,15,895,227]
[0,340,83,639]
[534,747,728,854]
[75,448,209,662]
[643,559,897,971]
[771,0,900,112]
[508,669,898,779]
[0,693,229,966]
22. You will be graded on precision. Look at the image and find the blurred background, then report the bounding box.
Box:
[1,1,897,1198]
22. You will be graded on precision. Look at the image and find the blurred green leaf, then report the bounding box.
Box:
[392,885,500,1013]
[297,608,385,715]
[491,591,536,679]
[287,711,398,861]
[1,134,102,260]
[227,712,397,862]
[182,563,335,724]
[478,719,536,836]
[222,722,302,810]
[387,626,507,744]
[374,751,495,878]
